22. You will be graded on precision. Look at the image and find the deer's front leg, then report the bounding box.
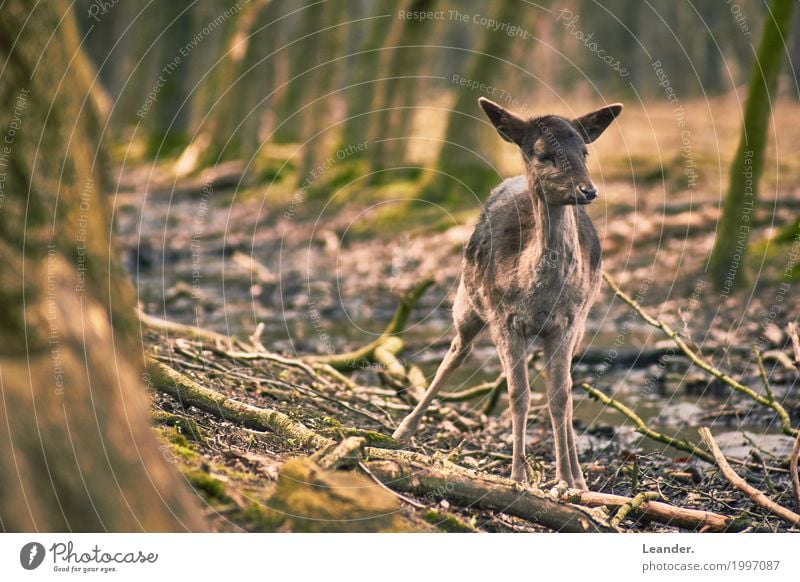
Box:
[543,331,587,489]
[492,328,530,482]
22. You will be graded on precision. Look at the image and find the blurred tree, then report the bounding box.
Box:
[176,0,273,175]
[339,2,404,150]
[0,0,204,531]
[272,1,327,144]
[423,0,520,202]
[297,0,348,182]
[366,0,439,177]
[708,0,796,291]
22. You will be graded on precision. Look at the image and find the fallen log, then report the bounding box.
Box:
[363,454,613,533]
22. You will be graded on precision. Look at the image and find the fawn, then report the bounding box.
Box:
[393,97,623,488]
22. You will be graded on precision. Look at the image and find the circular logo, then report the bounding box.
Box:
[19,542,45,570]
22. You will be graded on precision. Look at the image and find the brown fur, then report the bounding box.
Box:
[393,97,623,488]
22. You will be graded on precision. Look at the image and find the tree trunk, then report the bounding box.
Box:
[708,0,796,291]
[367,0,439,177]
[339,2,404,150]
[0,0,204,531]
[424,0,519,202]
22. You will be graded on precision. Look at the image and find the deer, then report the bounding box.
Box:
[393,97,623,489]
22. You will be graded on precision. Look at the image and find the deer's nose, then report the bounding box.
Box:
[578,185,597,200]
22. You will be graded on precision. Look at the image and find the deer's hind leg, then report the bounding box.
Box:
[392,284,483,442]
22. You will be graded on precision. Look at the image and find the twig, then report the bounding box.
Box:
[698,427,800,527]
[753,347,776,403]
[304,278,433,370]
[138,309,235,346]
[603,272,797,438]
[788,322,800,369]
[581,383,715,463]
[610,491,661,528]
[151,360,333,449]
[791,432,800,511]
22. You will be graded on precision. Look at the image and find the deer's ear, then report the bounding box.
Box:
[572,103,623,143]
[478,97,526,146]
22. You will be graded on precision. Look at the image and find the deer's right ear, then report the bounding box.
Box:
[478,97,526,146]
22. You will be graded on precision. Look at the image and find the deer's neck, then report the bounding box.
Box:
[526,186,581,278]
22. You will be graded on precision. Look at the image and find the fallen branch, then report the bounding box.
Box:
[788,322,800,370]
[604,272,798,438]
[610,491,661,528]
[362,453,613,533]
[562,489,734,532]
[138,309,235,346]
[152,360,332,450]
[699,427,800,527]
[304,279,433,370]
[581,383,715,464]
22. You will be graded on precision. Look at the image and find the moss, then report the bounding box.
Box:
[424,510,475,533]
[182,468,229,502]
[152,410,203,441]
[268,457,417,532]
[320,426,401,449]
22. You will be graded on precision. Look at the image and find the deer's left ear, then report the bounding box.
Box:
[572,103,623,143]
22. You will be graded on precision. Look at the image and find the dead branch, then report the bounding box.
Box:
[138,309,235,346]
[304,278,433,370]
[699,427,800,527]
[362,453,614,533]
[152,360,333,450]
[562,489,733,532]
[788,322,800,370]
[610,491,661,528]
[581,383,715,463]
[604,272,798,438]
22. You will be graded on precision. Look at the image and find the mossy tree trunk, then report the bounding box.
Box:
[0,0,204,531]
[708,0,796,291]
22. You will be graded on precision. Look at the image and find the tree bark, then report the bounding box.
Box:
[0,0,204,531]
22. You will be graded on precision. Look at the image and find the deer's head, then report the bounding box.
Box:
[478,97,622,206]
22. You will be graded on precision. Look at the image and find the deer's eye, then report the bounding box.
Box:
[536,152,555,165]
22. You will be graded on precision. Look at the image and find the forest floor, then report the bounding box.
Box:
[115,114,800,531]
